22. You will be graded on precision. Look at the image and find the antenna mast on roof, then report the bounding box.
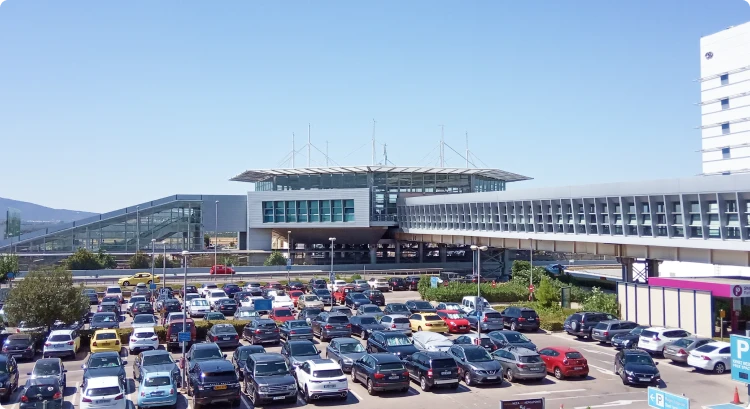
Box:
[371,119,376,166]
[439,125,445,167]
[326,141,329,166]
[308,123,311,167]
[383,143,388,165]
[292,132,295,168]
[465,131,469,168]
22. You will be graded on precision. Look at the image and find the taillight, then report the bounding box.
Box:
[234,335,239,340]
[82,397,92,403]
[427,369,433,378]
[115,340,120,345]
[325,325,333,329]
[678,349,687,355]
[290,330,297,335]
[483,317,488,322]
[563,359,569,365]
[391,324,397,328]
[425,323,432,327]
[114,394,124,400]
[21,395,29,402]
[603,331,609,337]
[92,341,98,346]
[402,371,409,377]
[346,324,352,328]
[45,342,51,347]
[213,336,219,341]
[255,329,262,334]
[151,336,158,341]
[518,318,526,322]
[169,388,175,395]
[516,363,526,369]
[52,391,62,399]
[130,338,136,343]
[703,355,711,361]
[374,373,385,379]
[273,328,279,333]
[652,335,660,341]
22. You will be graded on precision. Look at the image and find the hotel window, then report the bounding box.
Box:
[309,201,320,222]
[721,74,729,86]
[285,201,297,222]
[332,200,343,222]
[722,147,731,159]
[320,201,332,222]
[721,99,729,110]
[274,201,284,223]
[344,200,355,222]
[722,123,730,134]
[263,202,274,223]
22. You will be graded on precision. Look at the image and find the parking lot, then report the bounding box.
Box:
[2,290,743,409]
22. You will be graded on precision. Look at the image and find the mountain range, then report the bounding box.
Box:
[0,197,97,223]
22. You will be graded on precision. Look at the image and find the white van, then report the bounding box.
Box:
[460,296,490,313]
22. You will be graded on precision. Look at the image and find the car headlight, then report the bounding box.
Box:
[259,386,268,392]
[287,384,296,390]
[654,372,660,378]
[625,370,634,376]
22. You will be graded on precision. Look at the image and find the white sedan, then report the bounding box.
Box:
[273,295,295,310]
[187,299,211,317]
[206,290,229,309]
[687,341,731,374]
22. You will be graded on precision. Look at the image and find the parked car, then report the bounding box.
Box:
[90,313,119,330]
[245,283,264,297]
[204,312,225,322]
[311,313,351,342]
[664,336,714,363]
[186,359,241,407]
[43,329,80,359]
[126,327,158,354]
[412,332,453,352]
[131,314,158,329]
[329,306,353,317]
[687,341,731,374]
[222,283,242,297]
[269,308,295,325]
[209,264,235,275]
[232,292,251,304]
[295,359,348,402]
[349,316,385,339]
[80,376,125,409]
[206,324,241,349]
[564,312,617,339]
[186,343,225,371]
[487,331,537,351]
[350,353,409,395]
[214,298,238,316]
[298,295,324,310]
[281,340,321,369]
[492,346,546,382]
[279,320,314,341]
[538,347,589,379]
[409,313,448,333]
[83,288,99,305]
[448,344,503,386]
[131,302,155,317]
[436,302,462,311]
[132,349,181,386]
[20,376,63,409]
[325,338,366,373]
[165,319,196,352]
[181,285,198,298]
[272,294,295,310]
[402,351,459,391]
[614,349,661,386]
[358,304,384,320]
[611,325,648,350]
[90,330,122,354]
[383,303,411,316]
[388,277,408,291]
[329,280,348,292]
[187,299,211,317]
[307,279,327,293]
[286,281,306,292]
[498,306,540,332]
[206,291,229,309]
[467,309,504,332]
[233,307,260,321]
[638,327,692,355]
[242,353,297,405]
[26,358,66,390]
[81,351,127,390]
[3,334,36,361]
[345,293,372,310]
[118,272,160,287]
[591,320,640,344]
[366,331,418,359]
[459,296,489,313]
[405,300,437,314]
[159,299,181,314]
[453,334,496,352]
[436,310,471,333]
[0,354,18,402]
[289,291,304,307]
[231,345,266,381]
[312,289,333,306]
[242,319,280,345]
[362,290,385,306]
[199,283,219,298]
[404,276,420,290]
[367,278,390,292]
[297,308,323,325]
[379,315,412,335]
[136,371,178,409]
[125,296,148,315]
[104,286,124,303]
[351,279,370,292]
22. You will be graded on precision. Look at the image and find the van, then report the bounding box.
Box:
[166,319,196,352]
[460,296,489,314]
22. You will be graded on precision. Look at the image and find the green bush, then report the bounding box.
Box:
[421,281,528,303]
[350,274,362,281]
[535,276,560,308]
[128,252,151,269]
[581,287,618,315]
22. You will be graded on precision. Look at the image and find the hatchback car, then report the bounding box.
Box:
[591,320,640,344]
[132,349,180,386]
[687,341,731,374]
[498,306,540,332]
[131,302,155,317]
[436,310,471,333]
[0,354,19,402]
[325,338,366,373]
[405,300,437,314]
[448,344,503,386]
[20,376,63,409]
[3,334,36,360]
[311,313,352,342]
[611,325,648,349]
[663,336,714,364]
[297,308,323,324]
[90,313,119,330]
[136,371,178,409]
[215,298,238,316]
[26,358,67,390]
[383,303,411,316]
[614,349,660,386]
[362,290,385,306]
[350,353,409,395]
[82,352,127,390]
[349,316,385,339]
[80,376,125,409]
[206,324,241,348]
[468,309,504,332]
[379,315,412,335]
[492,346,546,382]
[345,293,372,310]
[538,347,589,379]
[90,330,122,354]
[388,277,408,291]
[43,330,80,359]
[638,327,691,355]
[357,304,384,320]
[127,327,158,354]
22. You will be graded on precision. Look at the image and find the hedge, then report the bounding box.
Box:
[420,281,529,303]
[78,320,251,349]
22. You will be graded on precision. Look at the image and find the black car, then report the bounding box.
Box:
[345,293,372,310]
[498,306,540,332]
[222,284,242,298]
[186,343,226,371]
[351,353,409,395]
[362,290,385,306]
[3,334,36,360]
[615,349,660,386]
[132,349,180,386]
[131,302,155,316]
[612,326,649,349]
[564,312,616,339]
[383,303,411,316]
[207,324,241,349]
[0,354,18,402]
[448,344,503,386]
[307,279,327,293]
[231,345,266,380]
[20,376,63,409]
[187,359,241,408]
[26,358,67,390]
[281,340,321,369]
[297,308,323,324]
[90,312,119,330]
[216,299,238,316]
[404,276,420,291]
[366,331,418,359]
[388,278,408,291]
[162,299,182,314]
[233,291,252,303]
[242,353,297,405]
[181,285,198,297]
[82,351,127,390]
[310,313,352,342]
[403,351,460,391]
[313,289,333,306]
[405,300,436,314]
[349,316,386,340]
[287,281,306,292]
[83,289,99,305]
[98,302,121,315]
[242,319,281,345]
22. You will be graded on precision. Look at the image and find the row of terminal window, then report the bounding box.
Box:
[263,200,355,223]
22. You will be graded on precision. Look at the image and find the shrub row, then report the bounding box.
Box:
[419,281,530,303]
[78,320,251,347]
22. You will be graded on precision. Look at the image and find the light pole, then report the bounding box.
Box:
[136,206,140,251]
[529,239,534,300]
[329,237,336,283]
[151,239,156,279]
[470,244,488,341]
[161,241,167,289]
[287,230,292,284]
[214,200,219,269]
[181,250,189,386]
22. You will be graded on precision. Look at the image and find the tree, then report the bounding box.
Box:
[204,234,211,248]
[535,276,560,308]
[0,254,18,282]
[95,249,117,269]
[64,248,103,270]
[263,251,287,266]
[582,287,619,315]
[128,251,151,269]
[153,255,177,269]
[512,260,531,273]
[4,267,89,328]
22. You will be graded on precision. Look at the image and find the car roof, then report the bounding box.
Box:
[237,345,266,351]
[251,353,286,363]
[332,337,360,344]
[704,341,731,348]
[420,351,453,359]
[49,329,74,336]
[34,358,62,366]
[307,359,340,370]
[509,347,539,356]
[541,346,580,353]
[193,343,221,350]
[195,359,234,370]
[142,371,174,379]
[643,327,668,332]
[623,349,651,356]
[287,339,315,346]
[132,326,156,333]
[370,353,402,363]
[141,349,170,357]
[86,376,121,388]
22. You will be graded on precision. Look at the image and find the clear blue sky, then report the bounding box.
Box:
[1,0,748,213]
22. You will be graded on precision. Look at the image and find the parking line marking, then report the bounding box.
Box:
[587,364,616,376]
[514,389,587,396]
[74,382,80,406]
[545,391,643,402]
[349,389,364,401]
[583,348,616,357]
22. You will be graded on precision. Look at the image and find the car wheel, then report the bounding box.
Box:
[714,362,726,374]
[554,367,564,380]
[464,371,472,386]
[147,280,152,285]
[505,368,515,383]
[367,379,375,396]
[304,386,311,403]
[418,326,423,332]
[420,376,430,392]
[510,322,517,331]
[351,369,358,384]
[123,281,130,287]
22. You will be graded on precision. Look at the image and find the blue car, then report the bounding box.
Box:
[137,371,178,409]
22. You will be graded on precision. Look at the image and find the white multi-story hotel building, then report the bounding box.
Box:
[700,22,750,175]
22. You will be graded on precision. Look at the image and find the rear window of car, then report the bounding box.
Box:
[201,370,237,383]
[49,334,71,342]
[484,312,502,319]
[424,315,442,321]
[520,311,538,318]
[144,376,172,387]
[672,338,693,348]
[169,323,193,332]
[431,359,456,369]
[378,362,405,371]
[107,288,122,294]
[258,322,277,329]
[7,337,30,345]
[25,385,60,398]
[393,317,410,324]
[565,352,583,359]
[313,369,344,378]
[327,315,349,324]
[86,386,121,397]
[584,314,610,322]
[594,322,608,330]
[696,345,719,353]
[135,331,155,338]
[95,333,117,340]
[519,355,542,363]
[641,330,657,338]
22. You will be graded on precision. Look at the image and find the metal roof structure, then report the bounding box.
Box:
[230,166,532,183]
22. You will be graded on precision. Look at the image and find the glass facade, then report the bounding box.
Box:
[263,200,355,223]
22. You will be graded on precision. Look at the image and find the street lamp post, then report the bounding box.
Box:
[329,237,336,283]
[529,239,534,301]
[161,241,167,289]
[470,244,488,342]
[181,250,189,386]
[136,206,140,251]
[214,200,219,269]
[287,231,292,284]
[151,239,156,279]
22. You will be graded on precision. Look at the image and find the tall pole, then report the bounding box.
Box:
[287,231,292,284]
[529,239,534,300]
[471,245,488,342]
[372,119,376,166]
[329,237,336,282]
[326,141,329,166]
[465,131,469,168]
[150,239,156,279]
[214,201,219,269]
[162,242,166,290]
[308,123,311,167]
[181,250,189,386]
[292,132,295,168]
[136,206,140,251]
[439,125,445,167]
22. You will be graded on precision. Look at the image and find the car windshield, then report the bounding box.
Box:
[142,354,174,366]
[220,300,237,305]
[631,326,646,335]
[304,296,319,301]
[289,321,309,328]
[316,290,331,296]
[93,315,116,323]
[258,322,277,329]
[641,330,657,338]
[624,354,655,365]
[393,317,410,324]
[33,361,61,376]
[214,325,236,334]
[359,317,377,325]
[389,304,409,313]
[134,315,156,324]
[204,284,217,289]
[304,308,322,315]
[465,348,492,362]
[88,356,121,367]
[255,361,289,376]
[505,333,531,342]
[594,322,608,330]
[339,343,366,353]
[7,337,31,345]
[291,344,318,356]
[206,313,224,320]
[210,292,227,298]
[275,309,293,317]
[385,336,412,346]
[130,297,146,303]
[144,376,172,387]
[192,300,209,306]
[239,311,259,317]
[194,347,223,360]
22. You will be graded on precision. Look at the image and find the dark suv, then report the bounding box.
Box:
[614,349,660,386]
[351,353,409,395]
[403,351,459,391]
[366,331,418,359]
[242,353,297,405]
[404,276,420,291]
[564,312,616,339]
[242,319,280,345]
[187,359,241,408]
[311,313,352,342]
[388,278,408,291]
[498,307,540,332]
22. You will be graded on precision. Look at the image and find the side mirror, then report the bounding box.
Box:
[122,360,128,366]
[81,364,86,369]
[63,369,68,373]
[223,354,227,359]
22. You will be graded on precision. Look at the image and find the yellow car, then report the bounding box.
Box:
[90,329,122,354]
[409,313,448,333]
[117,272,160,287]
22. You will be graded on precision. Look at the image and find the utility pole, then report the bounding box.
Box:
[439,125,445,167]
[465,131,469,168]
[326,141,329,166]
[372,119,376,166]
[308,123,311,167]
[383,143,388,165]
[292,132,295,168]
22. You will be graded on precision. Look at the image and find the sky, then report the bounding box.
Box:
[1,0,749,213]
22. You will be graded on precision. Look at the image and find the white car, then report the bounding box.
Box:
[638,327,691,354]
[411,332,454,352]
[459,296,489,314]
[295,359,348,402]
[187,299,211,317]
[43,329,80,359]
[207,290,229,309]
[273,295,295,310]
[367,278,390,292]
[128,327,159,353]
[131,314,158,328]
[328,280,348,292]
[126,296,148,315]
[105,286,124,303]
[298,295,324,309]
[687,341,731,374]
[241,296,266,309]
[199,283,219,298]
[81,376,126,409]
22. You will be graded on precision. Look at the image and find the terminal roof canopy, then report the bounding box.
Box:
[230,166,532,183]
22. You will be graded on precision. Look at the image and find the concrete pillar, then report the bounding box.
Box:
[646,259,660,279]
[395,241,401,264]
[619,257,635,282]
[439,244,447,263]
[418,242,424,263]
[502,249,511,277]
[370,246,377,264]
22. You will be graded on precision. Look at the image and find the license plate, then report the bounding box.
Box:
[151,391,164,396]
[574,367,583,370]
[223,337,230,340]
[641,339,649,343]
[639,378,651,382]
[441,371,451,375]
[389,375,399,380]
[100,342,111,346]
[323,384,336,389]
[273,396,285,400]
[214,385,227,390]
[53,344,63,348]
[485,376,497,380]
[95,400,108,404]
[531,367,543,371]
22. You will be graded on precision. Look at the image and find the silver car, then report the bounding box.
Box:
[351,280,370,292]
[591,320,639,343]
[491,346,546,382]
[379,315,412,336]
[663,336,714,363]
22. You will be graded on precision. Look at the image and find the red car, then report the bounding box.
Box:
[289,291,304,307]
[538,347,589,379]
[436,310,471,333]
[209,265,235,275]
[269,308,295,324]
